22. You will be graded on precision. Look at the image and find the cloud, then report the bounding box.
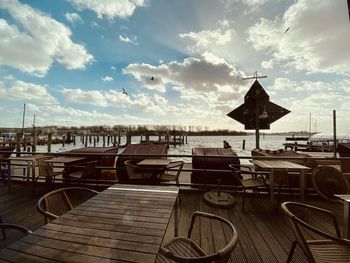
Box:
[101,76,113,82]
[65,12,83,24]
[247,0,350,75]
[0,79,56,104]
[180,20,235,53]
[119,34,138,45]
[0,0,93,77]
[68,0,147,20]
[62,88,108,107]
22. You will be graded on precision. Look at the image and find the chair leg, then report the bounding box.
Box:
[286,241,297,263]
[242,188,246,212]
[0,216,6,239]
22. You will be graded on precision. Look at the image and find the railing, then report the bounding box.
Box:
[1,150,350,190]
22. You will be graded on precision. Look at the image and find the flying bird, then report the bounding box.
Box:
[122,88,128,95]
[150,76,154,81]
[284,27,290,34]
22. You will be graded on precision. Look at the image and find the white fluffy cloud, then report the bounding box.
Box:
[0,79,56,104]
[65,12,83,24]
[180,20,235,53]
[68,0,147,19]
[0,0,93,77]
[247,0,350,75]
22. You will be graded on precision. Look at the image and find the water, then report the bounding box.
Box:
[35,134,287,163]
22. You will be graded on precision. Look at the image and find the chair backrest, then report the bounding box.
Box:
[160,211,239,263]
[281,201,343,262]
[81,161,97,179]
[124,160,144,180]
[164,161,184,185]
[0,223,32,248]
[37,159,53,178]
[37,187,99,223]
[312,165,350,202]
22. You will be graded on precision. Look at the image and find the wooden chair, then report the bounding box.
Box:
[281,201,350,263]
[0,223,32,240]
[158,211,239,263]
[229,164,266,211]
[160,161,184,186]
[66,161,98,186]
[36,187,99,223]
[35,159,63,191]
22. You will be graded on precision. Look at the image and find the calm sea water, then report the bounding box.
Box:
[35,134,287,163]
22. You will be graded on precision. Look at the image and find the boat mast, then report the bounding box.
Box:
[309,112,311,136]
[21,103,26,137]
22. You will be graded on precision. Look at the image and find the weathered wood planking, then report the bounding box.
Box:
[0,184,179,263]
[0,184,344,263]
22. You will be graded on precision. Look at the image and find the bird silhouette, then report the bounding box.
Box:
[122,88,128,95]
[284,27,290,34]
[150,76,154,81]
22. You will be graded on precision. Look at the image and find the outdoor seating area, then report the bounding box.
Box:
[0,182,348,262]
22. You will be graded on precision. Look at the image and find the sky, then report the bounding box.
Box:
[0,0,350,133]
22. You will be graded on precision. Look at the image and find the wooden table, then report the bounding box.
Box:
[45,156,88,179]
[0,184,179,262]
[251,160,311,203]
[335,194,350,239]
[137,159,171,183]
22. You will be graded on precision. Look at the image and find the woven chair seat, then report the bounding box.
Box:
[241,178,265,188]
[157,237,206,262]
[308,240,350,263]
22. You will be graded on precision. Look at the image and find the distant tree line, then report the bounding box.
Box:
[0,125,246,136]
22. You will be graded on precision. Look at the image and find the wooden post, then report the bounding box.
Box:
[81,135,84,145]
[127,133,132,145]
[173,130,176,147]
[16,133,21,157]
[32,132,36,153]
[62,135,65,147]
[73,135,76,145]
[145,134,149,143]
[103,134,105,147]
[118,131,121,146]
[85,135,88,147]
[242,139,246,150]
[93,137,96,147]
[185,135,188,144]
[89,135,92,144]
[333,110,337,158]
[107,135,110,146]
[158,133,161,143]
[47,133,52,153]
[166,133,170,147]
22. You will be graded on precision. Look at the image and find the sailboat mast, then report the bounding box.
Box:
[309,112,311,136]
[21,103,26,136]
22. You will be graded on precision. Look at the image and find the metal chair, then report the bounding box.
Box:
[158,211,239,263]
[229,164,266,211]
[124,160,154,183]
[281,201,350,263]
[0,223,32,240]
[67,161,98,186]
[37,187,99,223]
[160,161,184,186]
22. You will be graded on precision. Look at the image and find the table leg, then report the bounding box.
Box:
[174,194,179,237]
[344,201,350,239]
[270,169,275,204]
[300,170,306,202]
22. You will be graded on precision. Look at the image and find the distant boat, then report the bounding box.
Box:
[307,132,350,152]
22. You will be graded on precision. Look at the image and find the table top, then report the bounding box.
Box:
[10,154,49,162]
[137,159,171,167]
[45,156,87,164]
[335,194,350,202]
[0,184,179,263]
[251,159,311,170]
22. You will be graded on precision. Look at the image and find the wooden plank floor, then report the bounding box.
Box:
[0,183,345,263]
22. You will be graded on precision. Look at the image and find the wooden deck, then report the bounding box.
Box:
[0,183,345,263]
